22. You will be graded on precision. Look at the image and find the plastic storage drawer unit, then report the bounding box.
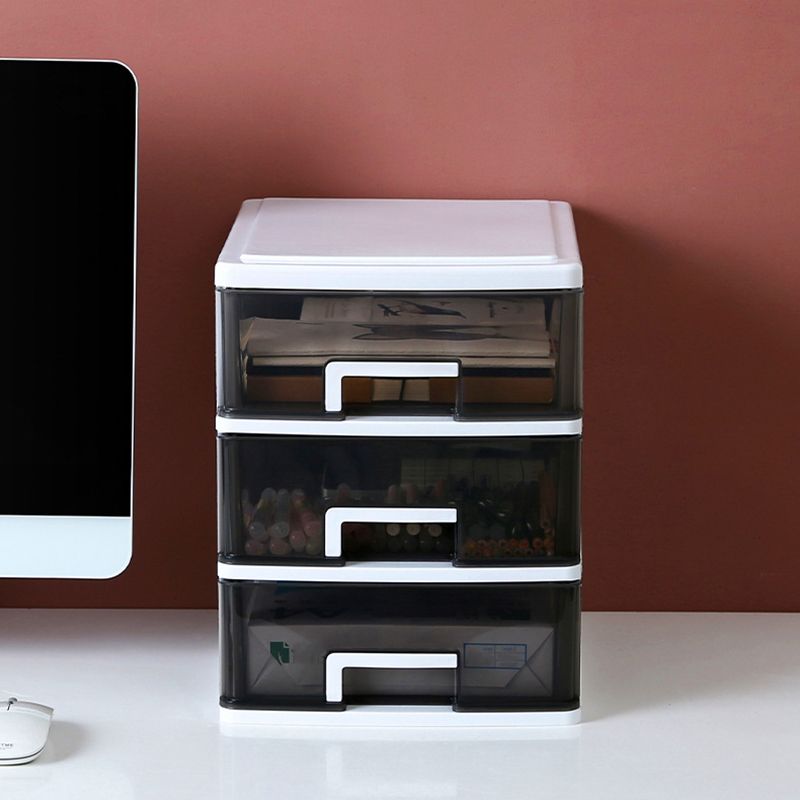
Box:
[216,199,582,421]
[217,429,581,572]
[220,579,580,726]
[215,197,584,728]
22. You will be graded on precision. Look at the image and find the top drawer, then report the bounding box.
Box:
[215,198,583,421]
[217,290,582,420]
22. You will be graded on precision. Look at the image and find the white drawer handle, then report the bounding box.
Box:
[324,360,460,413]
[325,652,458,703]
[324,506,457,558]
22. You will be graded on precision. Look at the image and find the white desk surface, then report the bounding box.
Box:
[1,609,798,799]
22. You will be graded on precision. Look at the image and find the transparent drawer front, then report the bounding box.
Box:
[218,290,582,419]
[218,435,580,566]
[220,580,580,712]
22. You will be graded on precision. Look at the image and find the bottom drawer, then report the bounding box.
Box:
[220,580,580,715]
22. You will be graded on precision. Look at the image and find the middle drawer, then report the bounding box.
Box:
[218,428,581,569]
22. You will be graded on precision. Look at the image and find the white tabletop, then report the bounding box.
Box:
[1,609,797,799]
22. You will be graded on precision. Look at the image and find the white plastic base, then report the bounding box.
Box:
[220,705,580,728]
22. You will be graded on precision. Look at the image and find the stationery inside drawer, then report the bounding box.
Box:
[220,580,581,712]
[218,291,581,418]
[218,435,580,566]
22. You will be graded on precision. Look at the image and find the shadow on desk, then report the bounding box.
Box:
[39,721,87,764]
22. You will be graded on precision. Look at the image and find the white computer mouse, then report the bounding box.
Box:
[0,698,53,765]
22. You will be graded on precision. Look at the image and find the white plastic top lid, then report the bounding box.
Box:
[215,198,582,291]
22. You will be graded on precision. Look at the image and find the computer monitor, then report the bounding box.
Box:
[0,59,137,578]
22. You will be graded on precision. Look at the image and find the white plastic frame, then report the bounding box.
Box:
[214,199,583,291]
[217,561,582,583]
[216,415,582,437]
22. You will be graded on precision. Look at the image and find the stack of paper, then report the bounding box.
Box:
[241,296,555,370]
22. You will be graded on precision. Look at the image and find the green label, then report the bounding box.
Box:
[269,641,292,665]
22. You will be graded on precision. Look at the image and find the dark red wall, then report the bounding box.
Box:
[1,1,798,610]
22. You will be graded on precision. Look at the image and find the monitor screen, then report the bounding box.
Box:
[0,59,136,577]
